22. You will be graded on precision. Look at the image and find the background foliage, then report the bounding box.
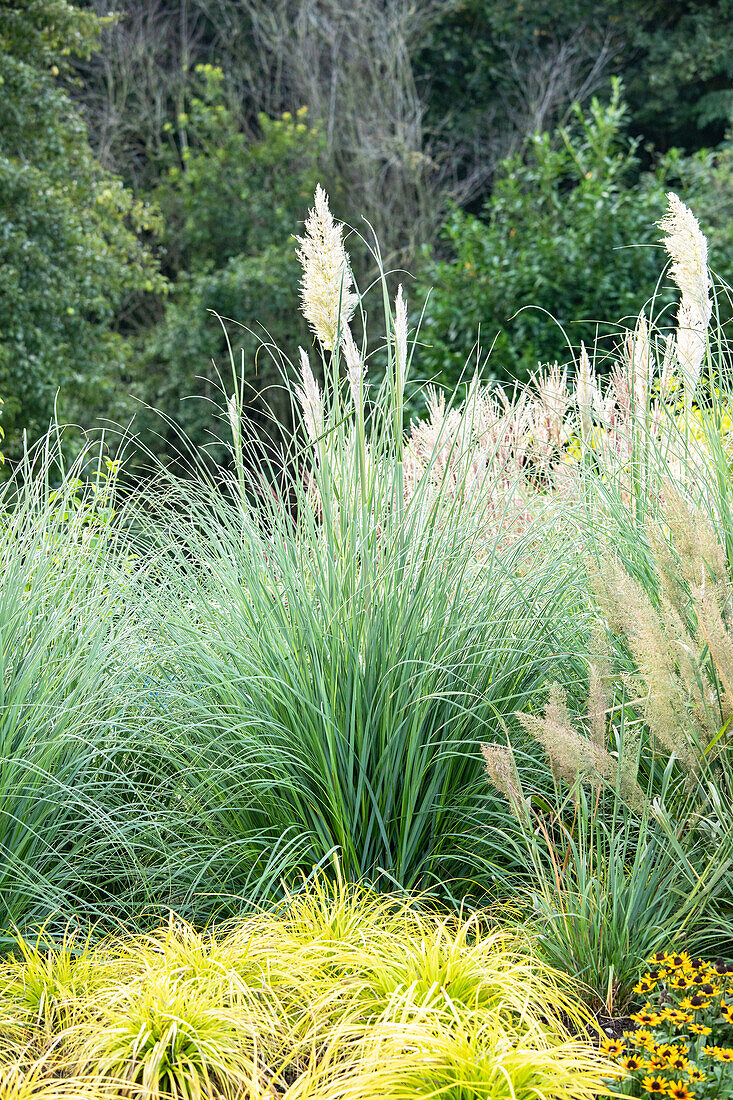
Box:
[0,0,732,461]
[0,0,164,458]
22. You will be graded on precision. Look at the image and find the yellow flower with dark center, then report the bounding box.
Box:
[700,982,720,996]
[641,1076,666,1095]
[600,1038,625,1057]
[650,952,668,965]
[666,953,690,970]
[664,1008,693,1026]
[703,1045,719,1057]
[620,1054,646,1072]
[684,993,712,1009]
[629,1029,655,1049]
[635,977,657,995]
[648,1054,668,1070]
[715,1047,733,1061]
[670,973,691,990]
[721,1003,733,1024]
[688,1023,712,1035]
[669,1053,689,1072]
[632,1008,663,1026]
[666,1081,694,1100]
[687,1068,706,1082]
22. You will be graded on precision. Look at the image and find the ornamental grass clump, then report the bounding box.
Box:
[0,879,617,1100]
[479,478,733,1012]
[605,952,733,1099]
[0,435,190,945]
[127,184,586,908]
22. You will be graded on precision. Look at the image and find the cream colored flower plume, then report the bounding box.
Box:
[341,326,365,408]
[575,343,599,441]
[295,347,323,442]
[296,185,358,350]
[659,192,712,403]
[394,284,408,391]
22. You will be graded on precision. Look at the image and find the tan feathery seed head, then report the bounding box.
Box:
[296,184,358,350]
[295,347,324,443]
[659,193,711,402]
[481,742,523,815]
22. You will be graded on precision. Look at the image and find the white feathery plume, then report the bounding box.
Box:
[295,347,323,443]
[394,284,408,387]
[623,313,651,419]
[341,325,365,409]
[226,392,240,443]
[659,192,711,404]
[531,363,570,457]
[575,342,598,441]
[296,185,358,350]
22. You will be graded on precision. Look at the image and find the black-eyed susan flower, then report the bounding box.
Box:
[668,1053,689,1072]
[700,982,721,996]
[620,1054,646,1072]
[669,973,691,991]
[629,1029,655,1049]
[714,1046,733,1061]
[687,1067,706,1082]
[635,977,657,994]
[666,953,690,970]
[688,1022,712,1035]
[632,1008,663,1026]
[721,1002,733,1024]
[648,1054,669,1070]
[641,1076,666,1095]
[663,1008,693,1026]
[703,1045,719,1057]
[667,1081,693,1100]
[650,951,668,965]
[600,1038,625,1057]
[684,993,712,1010]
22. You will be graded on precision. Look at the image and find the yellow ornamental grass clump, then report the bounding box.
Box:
[0,880,618,1099]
